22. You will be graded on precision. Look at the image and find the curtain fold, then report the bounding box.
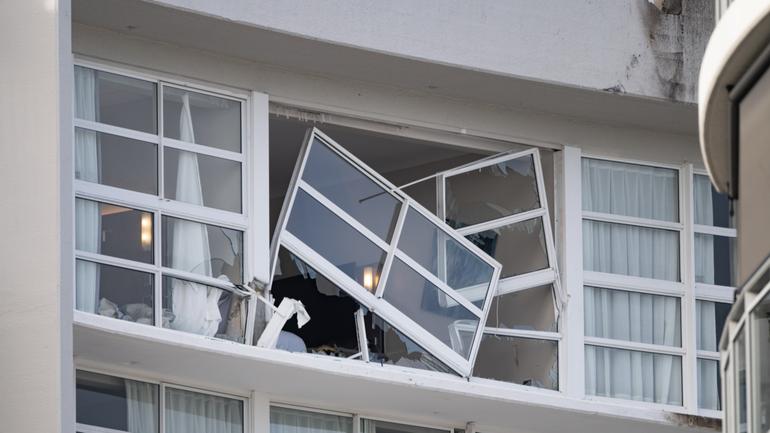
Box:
[169,93,223,336]
[74,66,101,313]
[269,406,352,433]
[126,379,158,433]
[165,387,242,433]
[582,159,682,405]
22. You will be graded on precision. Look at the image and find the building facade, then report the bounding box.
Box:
[0,1,729,433]
[699,1,770,433]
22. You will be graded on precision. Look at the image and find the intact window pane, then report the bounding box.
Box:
[361,419,447,433]
[445,154,540,229]
[163,86,241,153]
[270,406,353,433]
[76,198,154,264]
[473,334,558,390]
[382,258,480,359]
[76,260,154,325]
[696,300,731,351]
[585,345,682,405]
[736,330,747,433]
[466,217,548,279]
[582,158,679,222]
[165,387,243,433]
[398,207,494,308]
[698,358,721,410]
[161,216,243,284]
[164,147,242,213]
[75,66,157,133]
[582,220,680,281]
[74,127,157,195]
[76,370,158,433]
[302,140,400,241]
[366,314,455,374]
[694,174,733,228]
[584,286,681,347]
[695,233,735,286]
[162,276,248,341]
[286,189,387,291]
[753,294,770,432]
[486,285,557,332]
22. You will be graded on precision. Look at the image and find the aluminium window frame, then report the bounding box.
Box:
[268,127,502,377]
[690,168,736,417]
[75,367,251,433]
[431,148,563,388]
[72,58,260,343]
[580,154,691,410]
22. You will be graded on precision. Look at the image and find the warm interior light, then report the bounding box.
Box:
[363,266,377,291]
[140,213,152,249]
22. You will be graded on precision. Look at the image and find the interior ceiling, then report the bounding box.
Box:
[72,0,698,136]
[269,116,485,197]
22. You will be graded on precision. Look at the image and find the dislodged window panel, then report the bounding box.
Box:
[270,128,501,376]
[472,334,558,390]
[365,313,454,374]
[428,149,562,389]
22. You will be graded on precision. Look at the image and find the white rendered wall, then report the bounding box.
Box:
[71,23,704,166]
[0,1,73,432]
[146,0,712,103]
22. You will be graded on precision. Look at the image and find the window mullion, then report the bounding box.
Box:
[681,162,699,414]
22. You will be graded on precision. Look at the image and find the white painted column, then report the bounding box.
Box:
[0,1,73,432]
[560,145,585,398]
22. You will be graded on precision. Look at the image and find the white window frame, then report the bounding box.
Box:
[72,59,267,343]
[268,403,456,433]
[434,148,563,389]
[690,169,736,418]
[75,367,250,433]
[580,154,690,411]
[269,127,502,377]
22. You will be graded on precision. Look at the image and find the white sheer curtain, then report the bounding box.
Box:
[582,159,682,405]
[697,300,720,409]
[125,379,158,433]
[270,406,352,433]
[584,286,682,404]
[165,387,242,433]
[694,175,716,284]
[74,66,101,313]
[169,93,223,336]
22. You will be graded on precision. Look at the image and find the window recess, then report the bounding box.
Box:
[73,64,257,344]
[266,128,502,376]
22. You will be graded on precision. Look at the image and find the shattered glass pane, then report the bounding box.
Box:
[466,217,549,279]
[486,285,557,332]
[473,334,558,390]
[366,314,454,374]
[445,154,540,229]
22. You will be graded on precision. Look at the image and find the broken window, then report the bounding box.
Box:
[415,149,563,388]
[266,128,502,376]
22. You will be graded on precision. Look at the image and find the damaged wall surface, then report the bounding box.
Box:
[142,0,713,103]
